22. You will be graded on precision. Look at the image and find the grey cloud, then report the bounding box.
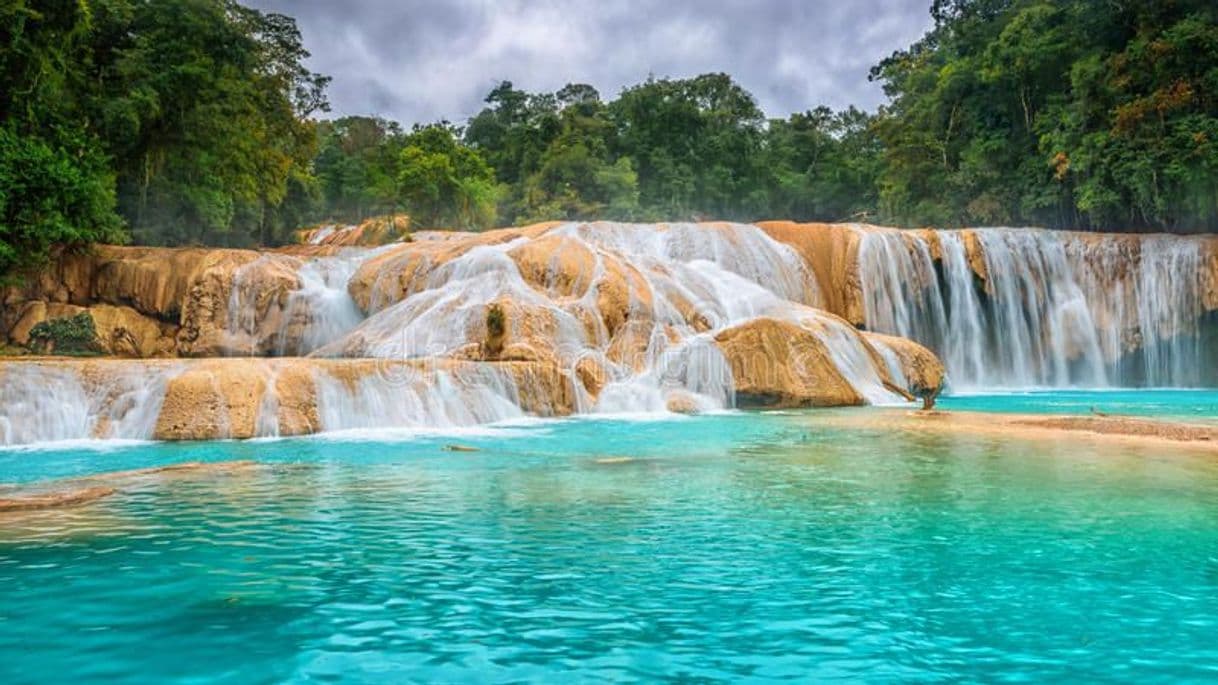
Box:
[247,0,932,123]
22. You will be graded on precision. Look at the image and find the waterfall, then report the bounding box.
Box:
[318,221,900,414]
[856,227,1209,388]
[856,229,949,359]
[275,251,366,355]
[1136,237,1203,386]
[3,222,1210,447]
[305,224,338,245]
[0,363,175,446]
[312,364,525,431]
[225,250,370,356]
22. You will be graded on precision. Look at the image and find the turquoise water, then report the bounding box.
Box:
[2,401,1218,683]
[938,388,1218,420]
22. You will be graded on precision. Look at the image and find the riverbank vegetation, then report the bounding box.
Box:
[1,0,1215,276]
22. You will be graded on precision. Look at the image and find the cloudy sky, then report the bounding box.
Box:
[246,0,932,125]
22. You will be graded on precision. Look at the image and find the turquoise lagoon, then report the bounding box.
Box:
[2,393,1218,683]
[936,388,1218,420]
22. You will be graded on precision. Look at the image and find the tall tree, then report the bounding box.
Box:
[397,124,497,230]
[313,116,405,222]
[764,106,882,222]
[872,0,1218,232]
[609,73,769,220]
[0,1,124,278]
[518,84,640,222]
[91,0,329,245]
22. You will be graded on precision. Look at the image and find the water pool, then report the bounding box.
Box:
[937,388,1218,420]
[2,408,1218,683]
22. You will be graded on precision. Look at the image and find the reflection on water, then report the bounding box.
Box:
[2,410,1218,683]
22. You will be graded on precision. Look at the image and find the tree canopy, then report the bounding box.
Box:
[0,0,328,279]
[2,0,1217,279]
[871,0,1218,231]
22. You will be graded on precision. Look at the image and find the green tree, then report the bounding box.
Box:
[0,1,124,278]
[609,73,769,220]
[764,106,882,222]
[397,124,497,230]
[91,0,328,245]
[464,81,563,223]
[314,116,405,222]
[872,0,1218,232]
[518,84,640,222]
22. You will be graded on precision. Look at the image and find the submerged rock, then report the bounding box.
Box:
[0,485,116,512]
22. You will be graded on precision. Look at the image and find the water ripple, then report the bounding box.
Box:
[2,412,1218,683]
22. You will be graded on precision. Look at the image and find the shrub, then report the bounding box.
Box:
[486,304,506,339]
[28,312,103,356]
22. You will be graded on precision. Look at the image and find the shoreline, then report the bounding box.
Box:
[815,408,1218,454]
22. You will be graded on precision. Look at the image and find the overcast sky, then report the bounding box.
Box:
[246,0,932,125]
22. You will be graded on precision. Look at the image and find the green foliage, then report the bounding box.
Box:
[764,106,882,222]
[5,0,1215,281]
[0,0,328,279]
[517,85,640,222]
[872,0,1218,231]
[458,74,858,226]
[314,116,405,222]
[92,0,329,246]
[0,126,124,278]
[608,73,770,220]
[28,312,103,356]
[0,1,125,278]
[396,124,497,230]
[485,304,506,338]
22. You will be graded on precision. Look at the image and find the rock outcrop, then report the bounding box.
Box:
[755,221,867,325]
[296,214,411,247]
[0,357,580,443]
[714,317,867,407]
[152,358,579,440]
[6,302,176,357]
[1,246,333,357]
[862,332,945,408]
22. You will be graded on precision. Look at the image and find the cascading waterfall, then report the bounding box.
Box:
[226,250,371,356]
[12,220,1207,447]
[275,250,367,356]
[312,364,526,431]
[855,226,1210,388]
[316,221,895,414]
[305,225,338,245]
[1137,237,1204,386]
[0,363,176,446]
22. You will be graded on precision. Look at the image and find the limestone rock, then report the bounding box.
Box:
[6,302,176,357]
[176,252,302,356]
[296,215,411,247]
[755,221,866,325]
[714,317,865,408]
[862,332,946,406]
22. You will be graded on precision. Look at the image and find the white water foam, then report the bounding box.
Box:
[856,227,1209,388]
